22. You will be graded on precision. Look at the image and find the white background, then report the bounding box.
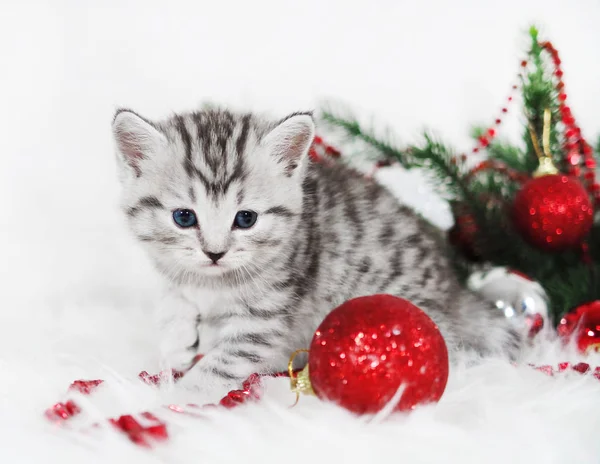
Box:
[0,1,599,460]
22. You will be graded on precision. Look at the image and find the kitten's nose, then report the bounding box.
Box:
[203,250,226,264]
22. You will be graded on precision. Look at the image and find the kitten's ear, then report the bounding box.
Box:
[112,109,167,177]
[263,113,315,176]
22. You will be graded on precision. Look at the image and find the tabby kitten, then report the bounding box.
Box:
[112,108,520,398]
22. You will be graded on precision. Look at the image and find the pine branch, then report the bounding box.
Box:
[486,141,531,172]
[321,111,410,168]
[408,135,473,202]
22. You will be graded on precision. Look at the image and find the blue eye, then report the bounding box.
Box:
[233,210,258,229]
[173,209,197,228]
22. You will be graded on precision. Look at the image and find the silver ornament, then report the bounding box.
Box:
[467,266,549,332]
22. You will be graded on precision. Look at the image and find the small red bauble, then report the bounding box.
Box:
[558,301,600,354]
[512,174,593,251]
[308,295,449,414]
[448,202,483,262]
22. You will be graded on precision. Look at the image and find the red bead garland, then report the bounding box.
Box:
[309,135,342,163]
[539,41,600,206]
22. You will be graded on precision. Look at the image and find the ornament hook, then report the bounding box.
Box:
[528,108,559,177]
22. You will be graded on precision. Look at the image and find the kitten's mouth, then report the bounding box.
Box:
[200,262,228,273]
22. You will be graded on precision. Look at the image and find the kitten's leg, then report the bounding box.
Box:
[176,325,289,399]
[156,291,201,371]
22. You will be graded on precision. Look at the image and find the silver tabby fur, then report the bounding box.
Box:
[111,108,521,399]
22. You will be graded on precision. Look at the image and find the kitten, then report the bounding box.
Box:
[111,108,521,398]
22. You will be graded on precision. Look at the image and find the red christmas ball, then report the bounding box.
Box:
[308,295,449,414]
[512,174,593,251]
[448,215,482,261]
[557,301,600,354]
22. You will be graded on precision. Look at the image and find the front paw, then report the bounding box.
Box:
[176,365,238,404]
[159,321,199,371]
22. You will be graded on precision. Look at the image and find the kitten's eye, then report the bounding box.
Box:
[233,210,258,229]
[173,209,197,228]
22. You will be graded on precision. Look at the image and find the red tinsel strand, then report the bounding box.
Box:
[540,41,599,202]
[310,135,342,164]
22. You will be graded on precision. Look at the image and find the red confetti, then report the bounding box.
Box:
[109,414,168,447]
[45,400,81,422]
[69,380,104,395]
[138,369,185,386]
[532,362,600,381]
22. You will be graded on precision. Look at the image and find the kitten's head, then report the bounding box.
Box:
[111,108,314,285]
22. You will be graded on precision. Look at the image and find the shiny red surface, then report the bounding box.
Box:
[512,174,593,251]
[558,300,600,353]
[309,294,449,414]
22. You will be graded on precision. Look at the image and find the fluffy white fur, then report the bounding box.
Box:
[4,299,600,464]
[2,1,600,462]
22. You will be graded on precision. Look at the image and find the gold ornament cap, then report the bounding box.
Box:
[288,349,315,405]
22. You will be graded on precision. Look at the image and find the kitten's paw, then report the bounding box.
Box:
[176,366,236,404]
[159,318,199,371]
[163,344,198,372]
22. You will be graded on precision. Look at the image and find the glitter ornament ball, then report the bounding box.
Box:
[557,301,600,354]
[308,294,449,414]
[512,174,593,251]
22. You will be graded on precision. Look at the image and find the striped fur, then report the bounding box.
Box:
[112,108,522,399]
